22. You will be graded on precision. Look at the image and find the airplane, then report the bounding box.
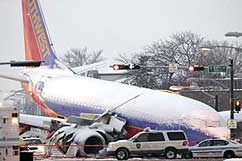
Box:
[0,0,231,156]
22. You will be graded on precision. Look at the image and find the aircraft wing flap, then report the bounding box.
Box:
[20,114,67,131]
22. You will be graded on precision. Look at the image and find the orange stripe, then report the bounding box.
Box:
[22,0,42,61]
[23,83,63,118]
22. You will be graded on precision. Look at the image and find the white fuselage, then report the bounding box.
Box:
[22,67,230,144]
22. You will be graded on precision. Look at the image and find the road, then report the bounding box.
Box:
[33,146,238,161]
[36,157,228,161]
[34,148,233,161]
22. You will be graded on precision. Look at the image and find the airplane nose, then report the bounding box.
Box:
[183,109,229,138]
[207,126,230,139]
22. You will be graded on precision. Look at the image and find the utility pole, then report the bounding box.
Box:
[214,95,218,111]
[229,58,235,138]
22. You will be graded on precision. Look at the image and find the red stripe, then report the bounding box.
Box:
[126,125,143,138]
[23,83,62,118]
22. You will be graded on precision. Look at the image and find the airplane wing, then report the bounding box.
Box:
[20,114,69,131]
[20,112,126,134]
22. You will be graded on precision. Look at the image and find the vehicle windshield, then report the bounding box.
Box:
[129,133,140,141]
[24,139,42,145]
[230,140,240,144]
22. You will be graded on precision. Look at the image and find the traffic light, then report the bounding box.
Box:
[235,99,241,112]
[188,65,205,71]
[112,64,140,70]
[0,60,43,67]
[9,61,43,67]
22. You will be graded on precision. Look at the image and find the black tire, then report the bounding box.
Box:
[115,148,129,160]
[182,151,192,159]
[165,148,177,159]
[224,151,235,158]
[188,151,193,158]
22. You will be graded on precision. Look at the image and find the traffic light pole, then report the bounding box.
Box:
[214,95,218,111]
[229,58,235,139]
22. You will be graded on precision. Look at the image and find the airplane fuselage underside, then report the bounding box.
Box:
[43,98,213,145]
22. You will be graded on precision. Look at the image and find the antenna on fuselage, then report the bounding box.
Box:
[94,94,142,122]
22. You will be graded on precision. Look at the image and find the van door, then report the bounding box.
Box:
[132,133,151,155]
[147,132,165,154]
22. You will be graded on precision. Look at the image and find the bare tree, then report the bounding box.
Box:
[197,40,242,76]
[62,47,104,68]
[145,31,204,88]
[115,32,204,89]
[116,32,242,89]
[117,54,160,89]
[115,53,134,64]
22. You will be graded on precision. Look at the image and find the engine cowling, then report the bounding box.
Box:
[49,126,106,156]
[73,128,106,156]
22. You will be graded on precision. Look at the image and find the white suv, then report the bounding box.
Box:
[107,128,189,160]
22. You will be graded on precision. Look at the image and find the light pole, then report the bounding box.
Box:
[225,32,242,139]
[199,45,242,139]
[229,58,235,139]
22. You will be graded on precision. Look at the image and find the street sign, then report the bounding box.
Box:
[169,64,179,73]
[208,66,226,73]
[227,119,237,129]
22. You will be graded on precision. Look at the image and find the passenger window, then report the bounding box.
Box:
[212,140,228,146]
[167,132,186,140]
[134,133,149,142]
[199,141,212,147]
[148,133,165,141]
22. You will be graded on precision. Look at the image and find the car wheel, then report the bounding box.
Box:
[224,151,235,158]
[115,148,129,160]
[182,151,192,159]
[165,148,177,159]
[188,151,193,158]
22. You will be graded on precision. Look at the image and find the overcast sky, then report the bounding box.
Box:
[0,0,242,94]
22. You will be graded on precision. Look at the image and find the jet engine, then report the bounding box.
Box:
[47,113,127,156]
[49,126,106,156]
